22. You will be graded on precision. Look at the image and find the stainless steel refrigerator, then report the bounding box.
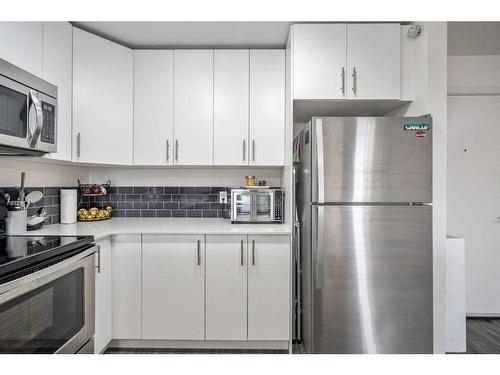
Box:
[294,116,433,354]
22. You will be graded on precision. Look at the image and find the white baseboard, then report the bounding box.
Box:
[110,339,290,351]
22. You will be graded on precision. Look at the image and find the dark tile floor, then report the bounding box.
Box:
[466,318,500,354]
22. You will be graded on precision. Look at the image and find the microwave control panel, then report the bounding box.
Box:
[41,101,56,144]
[274,190,284,222]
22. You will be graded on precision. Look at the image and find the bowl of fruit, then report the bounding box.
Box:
[78,206,113,221]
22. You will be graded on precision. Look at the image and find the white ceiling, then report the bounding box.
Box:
[448,22,500,56]
[72,22,293,49]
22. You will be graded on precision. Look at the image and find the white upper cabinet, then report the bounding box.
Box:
[213,50,250,165]
[142,234,205,340]
[248,235,290,341]
[0,22,43,76]
[293,24,347,100]
[72,27,133,165]
[249,50,285,166]
[134,50,174,165]
[173,50,214,165]
[346,24,401,100]
[206,235,248,340]
[42,22,73,161]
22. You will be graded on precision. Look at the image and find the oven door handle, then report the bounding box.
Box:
[28,90,43,148]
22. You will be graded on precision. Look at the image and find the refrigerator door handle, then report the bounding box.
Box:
[316,119,325,203]
[314,205,325,290]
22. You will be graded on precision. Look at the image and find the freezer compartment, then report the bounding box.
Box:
[311,117,432,203]
[310,204,433,354]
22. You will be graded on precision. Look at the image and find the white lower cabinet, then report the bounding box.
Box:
[112,235,142,339]
[206,235,248,340]
[142,234,205,340]
[94,237,112,353]
[248,235,290,341]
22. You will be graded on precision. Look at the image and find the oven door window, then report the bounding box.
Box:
[0,84,28,139]
[234,192,252,221]
[0,268,84,354]
[255,193,273,221]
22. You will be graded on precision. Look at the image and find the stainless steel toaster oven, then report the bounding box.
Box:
[231,188,284,223]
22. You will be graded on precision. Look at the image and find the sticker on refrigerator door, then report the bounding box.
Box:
[404,122,430,137]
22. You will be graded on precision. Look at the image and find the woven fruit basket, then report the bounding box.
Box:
[78,206,113,222]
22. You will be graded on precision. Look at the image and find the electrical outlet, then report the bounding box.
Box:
[219,191,227,204]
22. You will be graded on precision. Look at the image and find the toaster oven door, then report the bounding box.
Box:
[232,190,252,222]
[254,191,274,222]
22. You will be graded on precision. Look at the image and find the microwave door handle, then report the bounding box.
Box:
[28,90,43,148]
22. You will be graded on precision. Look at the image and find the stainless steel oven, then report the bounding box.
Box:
[0,58,57,156]
[231,188,284,223]
[0,245,95,354]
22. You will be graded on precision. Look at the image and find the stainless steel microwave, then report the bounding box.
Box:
[231,188,284,223]
[0,58,57,156]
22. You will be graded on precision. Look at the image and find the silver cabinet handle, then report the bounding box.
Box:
[252,240,255,266]
[240,240,244,266]
[341,67,345,95]
[166,139,170,162]
[175,139,179,162]
[28,90,43,148]
[252,140,255,163]
[197,239,201,266]
[352,67,357,96]
[76,132,81,158]
[242,139,246,162]
[96,245,101,274]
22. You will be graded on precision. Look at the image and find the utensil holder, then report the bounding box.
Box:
[6,210,27,233]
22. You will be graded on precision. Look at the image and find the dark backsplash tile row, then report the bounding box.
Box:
[1,186,233,223]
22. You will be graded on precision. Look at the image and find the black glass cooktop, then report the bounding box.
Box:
[0,235,94,283]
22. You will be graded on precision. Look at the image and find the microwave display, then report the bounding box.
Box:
[41,101,55,144]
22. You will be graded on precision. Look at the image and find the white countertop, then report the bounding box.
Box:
[17,218,291,240]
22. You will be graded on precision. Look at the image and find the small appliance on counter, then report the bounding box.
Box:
[231,188,284,223]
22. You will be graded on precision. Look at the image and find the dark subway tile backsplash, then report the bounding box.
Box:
[1,186,232,224]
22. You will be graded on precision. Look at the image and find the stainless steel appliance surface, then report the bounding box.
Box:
[294,116,433,354]
[0,58,57,156]
[231,188,284,223]
[0,235,95,354]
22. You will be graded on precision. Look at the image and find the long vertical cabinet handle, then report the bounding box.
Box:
[240,240,244,266]
[341,67,345,95]
[96,245,101,274]
[76,132,81,158]
[252,140,255,163]
[175,139,179,162]
[242,140,246,162]
[352,67,357,96]
[166,140,170,162]
[197,239,201,266]
[252,240,255,266]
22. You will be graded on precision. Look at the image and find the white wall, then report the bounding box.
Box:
[0,158,89,187]
[448,55,500,315]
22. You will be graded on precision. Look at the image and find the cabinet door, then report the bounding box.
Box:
[112,235,142,339]
[206,235,247,340]
[0,22,43,76]
[248,235,290,341]
[293,24,347,100]
[213,50,249,165]
[42,22,73,161]
[134,50,174,165]
[73,27,133,164]
[173,50,213,165]
[142,234,205,340]
[249,50,285,166]
[94,237,112,353]
[346,24,401,100]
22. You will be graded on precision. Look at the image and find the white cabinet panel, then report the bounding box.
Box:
[0,22,43,76]
[248,235,290,341]
[249,50,285,166]
[112,235,141,339]
[94,237,112,353]
[73,27,133,164]
[206,235,247,340]
[213,50,249,165]
[134,50,174,165]
[173,50,213,165]
[293,24,347,99]
[346,24,401,99]
[142,234,205,340]
[42,22,72,161]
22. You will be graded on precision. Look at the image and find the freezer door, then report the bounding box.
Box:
[311,205,433,353]
[312,117,432,203]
